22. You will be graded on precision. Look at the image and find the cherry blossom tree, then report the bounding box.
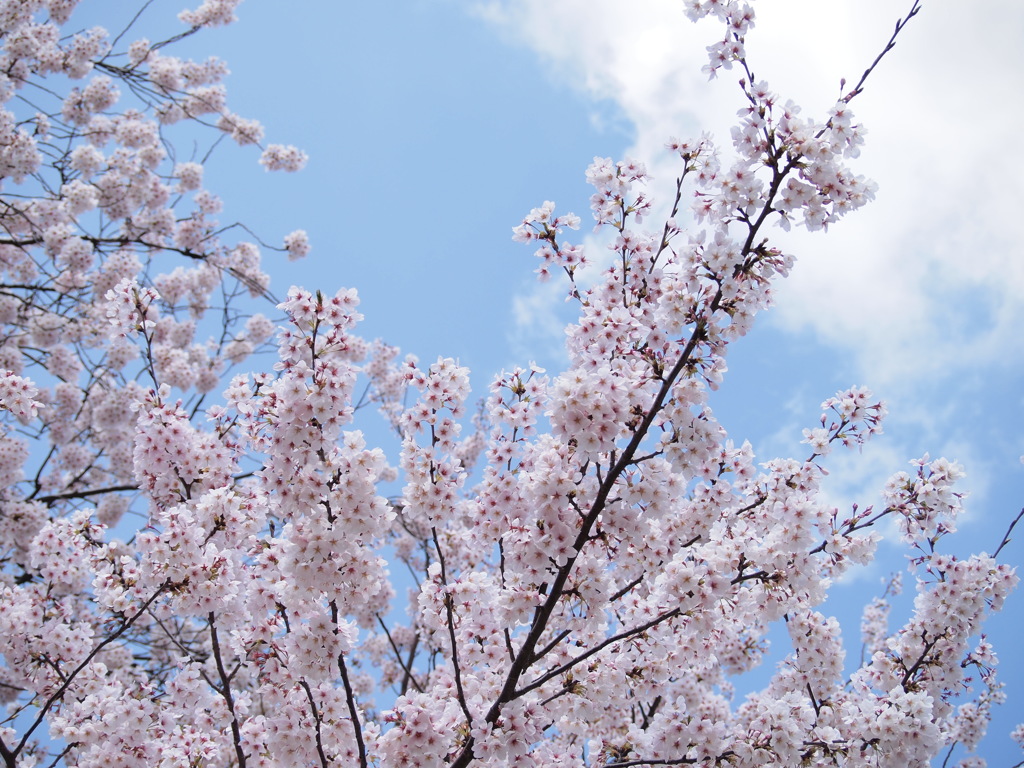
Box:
[0,1,1019,767]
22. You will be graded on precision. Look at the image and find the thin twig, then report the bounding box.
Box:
[994,507,1024,558]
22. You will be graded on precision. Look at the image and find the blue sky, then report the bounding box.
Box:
[86,0,1024,761]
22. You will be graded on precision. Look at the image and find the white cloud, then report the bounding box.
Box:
[508,278,574,363]
[474,0,1024,393]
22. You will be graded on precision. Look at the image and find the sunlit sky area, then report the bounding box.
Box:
[73,0,1024,761]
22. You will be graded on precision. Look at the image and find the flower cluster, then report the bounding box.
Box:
[511,200,584,282]
[259,143,309,173]
[0,371,41,425]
